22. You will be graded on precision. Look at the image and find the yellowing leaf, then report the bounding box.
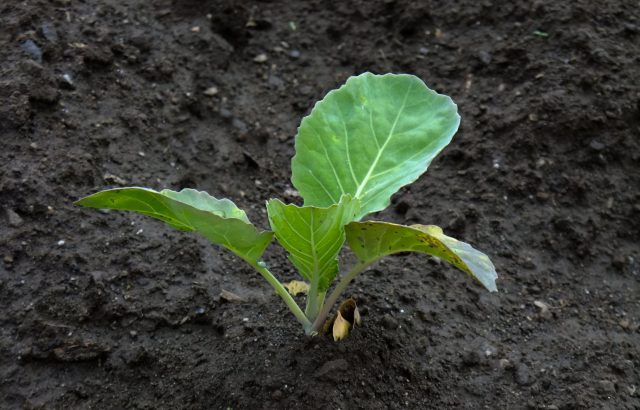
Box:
[332,311,351,341]
[285,280,310,296]
[353,305,362,326]
[345,221,497,292]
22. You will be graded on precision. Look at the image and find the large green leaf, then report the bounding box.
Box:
[76,188,273,264]
[266,196,359,291]
[345,221,497,292]
[291,72,460,219]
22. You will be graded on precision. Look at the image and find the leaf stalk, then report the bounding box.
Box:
[250,261,312,330]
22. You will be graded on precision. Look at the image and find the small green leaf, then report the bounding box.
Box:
[266,196,359,291]
[76,188,273,264]
[291,73,460,220]
[345,221,497,292]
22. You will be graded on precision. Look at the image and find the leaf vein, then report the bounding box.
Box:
[354,81,414,198]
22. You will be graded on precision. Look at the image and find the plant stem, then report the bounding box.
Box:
[305,275,320,319]
[309,261,373,333]
[251,261,312,329]
[305,289,326,322]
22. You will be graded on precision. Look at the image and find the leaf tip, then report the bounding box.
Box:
[486,280,498,293]
[73,195,92,208]
[353,305,362,326]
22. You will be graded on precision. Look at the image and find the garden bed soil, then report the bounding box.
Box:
[1,0,639,409]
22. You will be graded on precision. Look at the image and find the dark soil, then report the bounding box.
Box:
[2,0,639,409]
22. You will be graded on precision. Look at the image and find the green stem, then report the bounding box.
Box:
[251,261,312,330]
[310,261,373,333]
[305,289,326,321]
[305,275,320,319]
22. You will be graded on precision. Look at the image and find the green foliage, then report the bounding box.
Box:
[76,188,273,264]
[266,195,359,292]
[76,73,498,337]
[292,73,459,220]
[345,221,497,292]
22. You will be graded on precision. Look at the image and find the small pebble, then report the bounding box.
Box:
[289,49,301,59]
[522,257,536,269]
[498,358,512,369]
[597,380,616,395]
[381,314,398,330]
[478,50,492,64]
[515,363,533,386]
[219,289,243,303]
[41,22,58,42]
[103,173,127,185]
[7,209,24,227]
[231,118,247,133]
[536,191,550,200]
[284,188,299,197]
[533,300,552,320]
[20,40,42,62]
[203,86,218,96]
[253,53,268,63]
[219,108,232,119]
[61,73,75,89]
[590,140,605,151]
[57,240,65,246]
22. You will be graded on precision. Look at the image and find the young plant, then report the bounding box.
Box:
[76,73,498,338]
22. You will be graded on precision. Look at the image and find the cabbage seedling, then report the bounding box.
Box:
[76,73,498,338]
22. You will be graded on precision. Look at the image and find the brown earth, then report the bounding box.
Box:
[1,0,639,409]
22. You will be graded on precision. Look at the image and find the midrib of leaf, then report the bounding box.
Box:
[126,195,193,230]
[368,109,381,150]
[354,81,414,199]
[310,210,339,280]
[309,210,319,282]
[369,146,429,180]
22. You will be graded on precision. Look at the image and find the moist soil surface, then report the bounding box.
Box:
[1,1,639,409]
